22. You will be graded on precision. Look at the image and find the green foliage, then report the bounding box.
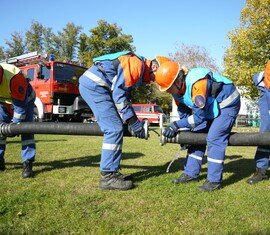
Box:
[0,46,5,60]
[42,27,58,56]
[131,84,172,113]
[5,32,26,57]
[0,131,269,234]
[224,0,270,98]
[25,20,44,53]
[56,22,83,61]
[80,20,135,66]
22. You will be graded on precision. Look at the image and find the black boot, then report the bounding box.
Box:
[0,158,5,171]
[172,173,197,184]
[22,160,34,178]
[198,180,221,192]
[99,171,133,190]
[247,168,268,185]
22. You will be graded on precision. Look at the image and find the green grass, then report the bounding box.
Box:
[0,127,269,234]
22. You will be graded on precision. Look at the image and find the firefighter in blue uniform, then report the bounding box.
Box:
[0,63,36,178]
[155,61,241,191]
[79,51,169,190]
[247,60,270,184]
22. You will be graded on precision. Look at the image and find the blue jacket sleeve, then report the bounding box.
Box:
[175,103,206,129]
[112,68,136,123]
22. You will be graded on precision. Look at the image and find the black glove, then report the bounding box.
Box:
[127,117,146,139]
[163,121,179,138]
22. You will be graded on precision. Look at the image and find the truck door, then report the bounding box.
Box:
[34,63,52,105]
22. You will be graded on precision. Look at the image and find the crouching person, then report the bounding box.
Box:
[155,61,240,191]
[0,63,36,178]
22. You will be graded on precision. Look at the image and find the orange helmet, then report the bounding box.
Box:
[155,56,171,66]
[155,61,181,91]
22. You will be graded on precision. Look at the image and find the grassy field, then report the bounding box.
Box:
[0,127,269,234]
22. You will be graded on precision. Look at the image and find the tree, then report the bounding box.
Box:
[57,23,82,61]
[43,27,58,56]
[53,22,82,61]
[169,43,221,73]
[80,20,135,66]
[5,31,25,58]
[0,46,5,61]
[78,33,88,65]
[25,20,44,53]
[224,0,270,98]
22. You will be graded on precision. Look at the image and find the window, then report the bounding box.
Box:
[154,106,163,113]
[26,68,35,81]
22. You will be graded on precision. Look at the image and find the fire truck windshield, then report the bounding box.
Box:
[53,63,86,84]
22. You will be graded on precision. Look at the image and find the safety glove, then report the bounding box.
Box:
[127,117,146,139]
[163,121,179,138]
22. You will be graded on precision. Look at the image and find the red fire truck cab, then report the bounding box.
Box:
[3,52,92,122]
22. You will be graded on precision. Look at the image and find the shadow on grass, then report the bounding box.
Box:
[6,152,144,175]
[159,155,255,186]
[7,139,68,144]
[6,152,256,188]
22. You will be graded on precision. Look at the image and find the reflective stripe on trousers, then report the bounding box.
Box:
[206,97,240,182]
[79,83,124,172]
[0,102,36,162]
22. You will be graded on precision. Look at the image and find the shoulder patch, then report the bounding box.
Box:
[194,95,205,108]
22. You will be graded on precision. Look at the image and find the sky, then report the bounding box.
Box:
[0,0,246,69]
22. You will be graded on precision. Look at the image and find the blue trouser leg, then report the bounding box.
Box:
[21,100,36,162]
[207,99,240,182]
[184,146,206,178]
[0,102,36,162]
[184,122,208,178]
[79,84,123,172]
[254,91,270,169]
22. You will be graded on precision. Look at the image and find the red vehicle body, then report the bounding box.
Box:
[132,103,166,125]
[3,52,91,122]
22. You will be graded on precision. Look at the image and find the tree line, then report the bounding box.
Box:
[0,0,269,111]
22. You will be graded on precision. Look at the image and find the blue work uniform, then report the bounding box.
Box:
[79,51,151,172]
[173,68,240,183]
[252,71,270,170]
[0,63,36,162]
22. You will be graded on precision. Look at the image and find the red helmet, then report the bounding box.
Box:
[155,61,181,91]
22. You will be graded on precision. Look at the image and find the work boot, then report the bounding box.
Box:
[99,171,133,190]
[247,168,268,185]
[0,158,5,171]
[198,180,221,192]
[172,173,197,184]
[22,160,34,178]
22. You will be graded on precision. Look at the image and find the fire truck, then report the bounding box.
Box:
[2,51,92,122]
